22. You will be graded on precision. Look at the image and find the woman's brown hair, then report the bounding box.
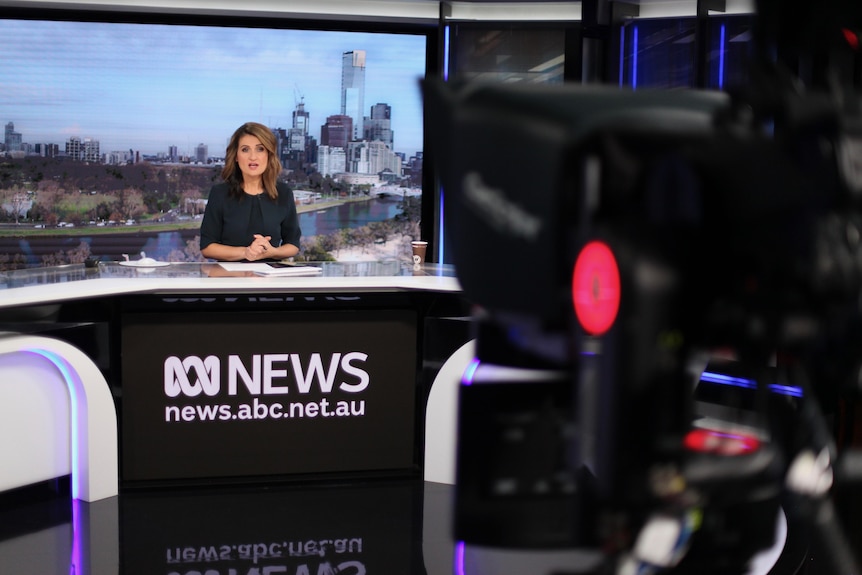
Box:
[221,122,283,200]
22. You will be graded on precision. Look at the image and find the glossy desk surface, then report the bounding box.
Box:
[0,261,461,309]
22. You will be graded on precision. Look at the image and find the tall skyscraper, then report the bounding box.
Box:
[272,127,288,162]
[283,101,311,170]
[341,50,366,142]
[321,115,353,150]
[364,103,394,150]
[318,145,346,177]
[66,137,81,160]
[346,140,401,176]
[5,121,22,152]
[81,138,100,163]
[289,101,309,153]
[195,143,208,164]
[292,100,309,138]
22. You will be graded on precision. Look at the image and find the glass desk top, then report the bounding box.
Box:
[0,261,457,291]
[0,262,461,313]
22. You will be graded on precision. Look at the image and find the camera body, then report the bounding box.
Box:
[425,63,862,571]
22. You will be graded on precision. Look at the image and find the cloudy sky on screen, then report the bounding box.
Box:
[1,19,427,157]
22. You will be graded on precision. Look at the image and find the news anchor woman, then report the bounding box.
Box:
[200,122,301,261]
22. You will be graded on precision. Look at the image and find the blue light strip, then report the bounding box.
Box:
[23,348,85,573]
[632,25,639,89]
[438,188,446,263]
[619,25,626,86]
[700,370,803,398]
[70,498,83,575]
[454,541,466,575]
[700,371,756,389]
[27,349,81,499]
[769,383,804,398]
[719,24,726,90]
[438,25,450,264]
[444,25,450,81]
[461,358,480,385]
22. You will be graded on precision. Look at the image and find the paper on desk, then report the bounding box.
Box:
[218,262,322,276]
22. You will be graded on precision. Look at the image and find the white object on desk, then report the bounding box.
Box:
[219,262,323,276]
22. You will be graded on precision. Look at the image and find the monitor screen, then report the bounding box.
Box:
[0,8,435,267]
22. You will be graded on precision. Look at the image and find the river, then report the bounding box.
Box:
[298,196,404,237]
[0,197,408,265]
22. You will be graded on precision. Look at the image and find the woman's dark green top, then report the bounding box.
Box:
[199,182,301,251]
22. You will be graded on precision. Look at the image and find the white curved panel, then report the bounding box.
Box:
[424,339,475,485]
[0,351,71,491]
[0,335,118,502]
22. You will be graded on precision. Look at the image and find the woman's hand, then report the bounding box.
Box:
[244,234,273,261]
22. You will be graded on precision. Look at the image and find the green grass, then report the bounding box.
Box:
[0,195,379,237]
[0,221,201,237]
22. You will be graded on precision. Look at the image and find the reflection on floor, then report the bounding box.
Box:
[0,477,456,575]
[1,477,860,575]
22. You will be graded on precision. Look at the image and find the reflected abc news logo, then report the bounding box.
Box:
[164,353,370,398]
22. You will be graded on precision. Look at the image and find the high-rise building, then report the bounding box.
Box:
[169,145,178,163]
[288,130,306,154]
[5,121,22,152]
[340,50,366,142]
[107,150,133,165]
[287,127,305,152]
[347,140,402,176]
[66,137,81,160]
[82,138,100,163]
[65,136,100,162]
[271,127,288,163]
[363,103,394,150]
[292,100,309,143]
[305,135,318,165]
[321,115,353,150]
[318,145,347,177]
[282,101,307,168]
[35,143,59,158]
[195,143,208,164]
[405,151,423,187]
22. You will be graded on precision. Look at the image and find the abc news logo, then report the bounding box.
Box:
[164,352,370,398]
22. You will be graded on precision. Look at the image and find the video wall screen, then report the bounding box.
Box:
[618,15,754,90]
[0,10,433,269]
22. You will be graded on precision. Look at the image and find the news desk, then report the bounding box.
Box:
[0,261,468,501]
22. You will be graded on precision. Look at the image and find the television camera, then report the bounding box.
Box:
[424,1,862,573]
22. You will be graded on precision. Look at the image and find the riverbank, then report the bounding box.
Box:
[333,234,415,262]
[296,194,375,215]
[0,196,389,238]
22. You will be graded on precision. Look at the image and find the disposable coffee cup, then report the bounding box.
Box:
[411,240,428,266]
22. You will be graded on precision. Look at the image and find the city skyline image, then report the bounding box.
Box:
[1,18,427,159]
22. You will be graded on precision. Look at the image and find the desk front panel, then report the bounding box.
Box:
[121,306,418,483]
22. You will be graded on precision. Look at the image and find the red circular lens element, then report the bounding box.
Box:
[843,28,860,51]
[572,240,621,336]
[684,428,761,456]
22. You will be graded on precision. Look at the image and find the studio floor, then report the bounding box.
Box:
[0,477,458,575]
[0,476,860,575]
